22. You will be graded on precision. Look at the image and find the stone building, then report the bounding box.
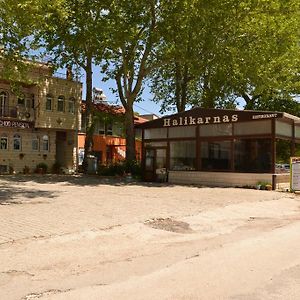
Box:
[0,61,82,174]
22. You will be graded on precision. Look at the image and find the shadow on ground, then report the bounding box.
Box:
[0,184,58,205]
[0,174,174,188]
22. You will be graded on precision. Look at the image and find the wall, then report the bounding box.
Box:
[168,171,273,187]
[35,77,82,130]
[0,128,56,173]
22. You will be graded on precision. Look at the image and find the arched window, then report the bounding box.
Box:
[0,133,8,150]
[46,94,52,111]
[42,135,49,151]
[68,97,75,114]
[13,134,21,151]
[57,96,65,112]
[0,91,8,117]
[32,136,39,151]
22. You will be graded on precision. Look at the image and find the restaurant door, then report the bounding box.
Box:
[144,148,167,182]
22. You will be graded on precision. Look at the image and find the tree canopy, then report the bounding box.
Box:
[150,0,300,113]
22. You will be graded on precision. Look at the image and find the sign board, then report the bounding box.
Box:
[290,157,300,191]
[0,119,32,129]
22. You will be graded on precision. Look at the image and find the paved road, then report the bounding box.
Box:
[0,175,299,300]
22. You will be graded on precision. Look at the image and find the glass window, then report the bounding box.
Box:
[0,91,8,117]
[113,122,123,137]
[25,98,31,109]
[234,139,272,173]
[32,137,39,151]
[144,141,168,147]
[42,135,49,151]
[145,149,155,171]
[169,126,195,138]
[200,123,232,137]
[144,128,167,139]
[13,134,21,151]
[295,126,300,139]
[68,97,75,113]
[234,120,271,135]
[276,121,292,137]
[201,141,231,171]
[106,123,113,135]
[98,122,105,135]
[170,141,196,171]
[46,94,52,111]
[0,134,8,150]
[57,96,65,112]
[17,96,25,106]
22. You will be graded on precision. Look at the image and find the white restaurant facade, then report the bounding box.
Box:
[137,107,300,189]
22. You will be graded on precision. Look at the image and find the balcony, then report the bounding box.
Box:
[0,106,35,122]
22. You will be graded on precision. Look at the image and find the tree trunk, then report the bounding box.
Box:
[82,55,94,173]
[125,103,136,162]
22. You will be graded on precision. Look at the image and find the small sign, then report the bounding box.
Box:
[290,157,300,191]
[0,119,32,129]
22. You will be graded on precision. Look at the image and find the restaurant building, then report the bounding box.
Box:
[137,107,300,188]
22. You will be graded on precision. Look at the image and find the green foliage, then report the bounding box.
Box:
[150,0,300,113]
[276,140,291,163]
[98,160,141,178]
[51,161,62,174]
[35,162,48,173]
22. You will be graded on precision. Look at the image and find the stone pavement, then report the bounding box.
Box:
[1,175,300,300]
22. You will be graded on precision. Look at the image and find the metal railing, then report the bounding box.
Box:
[0,106,34,121]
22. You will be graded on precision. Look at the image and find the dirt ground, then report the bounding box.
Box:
[0,175,300,300]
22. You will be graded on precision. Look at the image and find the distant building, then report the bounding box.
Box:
[140,114,159,121]
[78,102,148,165]
[0,61,82,174]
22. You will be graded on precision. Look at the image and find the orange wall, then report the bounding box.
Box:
[78,133,142,163]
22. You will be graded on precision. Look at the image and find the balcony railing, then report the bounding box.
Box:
[0,106,35,122]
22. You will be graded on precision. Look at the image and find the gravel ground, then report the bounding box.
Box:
[0,175,300,300]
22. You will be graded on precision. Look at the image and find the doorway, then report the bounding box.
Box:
[144,147,167,182]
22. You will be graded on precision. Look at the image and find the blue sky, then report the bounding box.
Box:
[79,65,164,117]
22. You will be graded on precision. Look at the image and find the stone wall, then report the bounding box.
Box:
[0,128,56,174]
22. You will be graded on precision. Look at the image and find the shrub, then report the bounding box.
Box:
[97,160,141,178]
[23,165,30,174]
[51,161,62,174]
[98,162,125,176]
[35,162,48,174]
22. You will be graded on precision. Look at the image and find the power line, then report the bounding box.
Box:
[133,103,161,116]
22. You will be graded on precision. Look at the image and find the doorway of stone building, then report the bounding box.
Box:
[56,131,67,167]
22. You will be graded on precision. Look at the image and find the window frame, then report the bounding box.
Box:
[0,134,8,150]
[42,135,49,152]
[46,94,53,111]
[13,134,22,151]
[68,97,75,114]
[32,136,40,151]
[57,96,65,112]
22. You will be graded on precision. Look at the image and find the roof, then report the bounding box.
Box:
[81,101,148,125]
[136,107,300,129]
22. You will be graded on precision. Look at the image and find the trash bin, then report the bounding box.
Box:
[87,155,97,174]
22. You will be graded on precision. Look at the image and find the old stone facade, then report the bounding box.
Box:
[0,62,82,174]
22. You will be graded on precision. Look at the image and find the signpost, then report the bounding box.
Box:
[290,157,300,191]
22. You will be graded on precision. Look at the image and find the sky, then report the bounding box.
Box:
[78,65,164,117]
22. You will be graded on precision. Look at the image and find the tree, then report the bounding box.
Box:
[4,0,111,172]
[101,0,161,162]
[223,0,300,109]
[150,0,300,113]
